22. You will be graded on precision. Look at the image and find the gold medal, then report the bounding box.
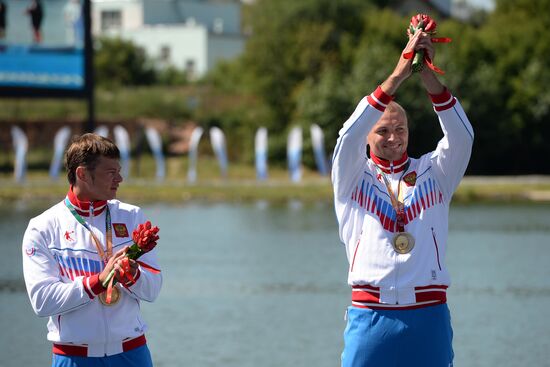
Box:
[98,285,122,306]
[392,232,415,254]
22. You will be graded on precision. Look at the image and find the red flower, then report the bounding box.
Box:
[132,221,159,253]
[406,14,451,74]
[410,14,436,33]
[102,220,160,293]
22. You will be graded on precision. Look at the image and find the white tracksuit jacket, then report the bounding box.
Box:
[332,86,474,309]
[22,191,162,356]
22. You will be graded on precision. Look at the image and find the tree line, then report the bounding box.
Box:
[96,0,550,175]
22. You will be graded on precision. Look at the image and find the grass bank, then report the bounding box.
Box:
[0,157,549,206]
[0,157,333,206]
[454,176,550,205]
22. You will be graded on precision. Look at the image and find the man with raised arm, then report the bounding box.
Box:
[332,25,474,366]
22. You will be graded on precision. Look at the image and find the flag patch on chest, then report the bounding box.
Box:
[113,223,129,237]
[403,171,417,186]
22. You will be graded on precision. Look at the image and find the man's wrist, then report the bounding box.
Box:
[83,274,107,298]
[420,70,444,95]
[121,267,141,288]
[380,74,405,96]
[98,272,107,287]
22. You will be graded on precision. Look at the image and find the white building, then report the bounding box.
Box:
[91,0,245,78]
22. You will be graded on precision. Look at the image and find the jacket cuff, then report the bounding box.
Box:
[83,274,105,299]
[429,87,456,111]
[367,86,394,112]
[122,268,141,288]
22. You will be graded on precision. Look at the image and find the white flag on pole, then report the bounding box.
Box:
[255,127,268,181]
[145,127,165,181]
[187,126,204,183]
[209,127,228,179]
[11,126,28,183]
[310,124,329,176]
[287,127,302,182]
[94,125,109,138]
[49,126,71,180]
[114,125,131,179]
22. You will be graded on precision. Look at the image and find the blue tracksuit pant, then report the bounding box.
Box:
[342,303,454,367]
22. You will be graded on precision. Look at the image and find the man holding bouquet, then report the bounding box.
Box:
[22,133,162,367]
[332,15,473,366]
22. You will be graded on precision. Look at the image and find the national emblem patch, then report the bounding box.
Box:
[403,171,417,186]
[113,223,129,238]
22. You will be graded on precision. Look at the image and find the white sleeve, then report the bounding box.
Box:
[332,86,391,204]
[127,250,163,302]
[331,87,392,243]
[428,89,474,201]
[22,219,102,317]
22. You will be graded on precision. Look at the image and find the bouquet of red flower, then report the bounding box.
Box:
[125,221,160,261]
[405,14,451,74]
[101,221,159,303]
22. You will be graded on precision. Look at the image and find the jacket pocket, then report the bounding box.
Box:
[431,228,442,271]
[350,235,361,272]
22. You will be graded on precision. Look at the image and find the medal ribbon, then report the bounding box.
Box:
[64,197,113,263]
[375,164,409,232]
[64,198,117,303]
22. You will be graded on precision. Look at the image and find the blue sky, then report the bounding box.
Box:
[466,0,495,10]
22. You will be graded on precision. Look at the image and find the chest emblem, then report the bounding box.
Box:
[403,171,417,187]
[113,223,129,238]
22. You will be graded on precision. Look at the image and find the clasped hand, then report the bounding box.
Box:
[394,30,436,80]
[99,248,139,287]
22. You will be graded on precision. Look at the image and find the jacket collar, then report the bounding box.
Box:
[371,152,410,174]
[67,187,107,217]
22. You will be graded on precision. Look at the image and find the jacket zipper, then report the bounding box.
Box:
[431,227,442,271]
[91,202,110,350]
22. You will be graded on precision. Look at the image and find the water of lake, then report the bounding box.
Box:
[1,201,549,367]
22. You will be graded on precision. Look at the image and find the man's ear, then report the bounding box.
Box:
[75,166,89,183]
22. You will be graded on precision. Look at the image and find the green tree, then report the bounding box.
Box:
[460,0,550,173]
[233,0,376,164]
[94,37,156,87]
[203,0,550,174]
[241,0,372,124]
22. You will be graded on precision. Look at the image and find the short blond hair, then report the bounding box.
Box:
[385,101,407,120]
